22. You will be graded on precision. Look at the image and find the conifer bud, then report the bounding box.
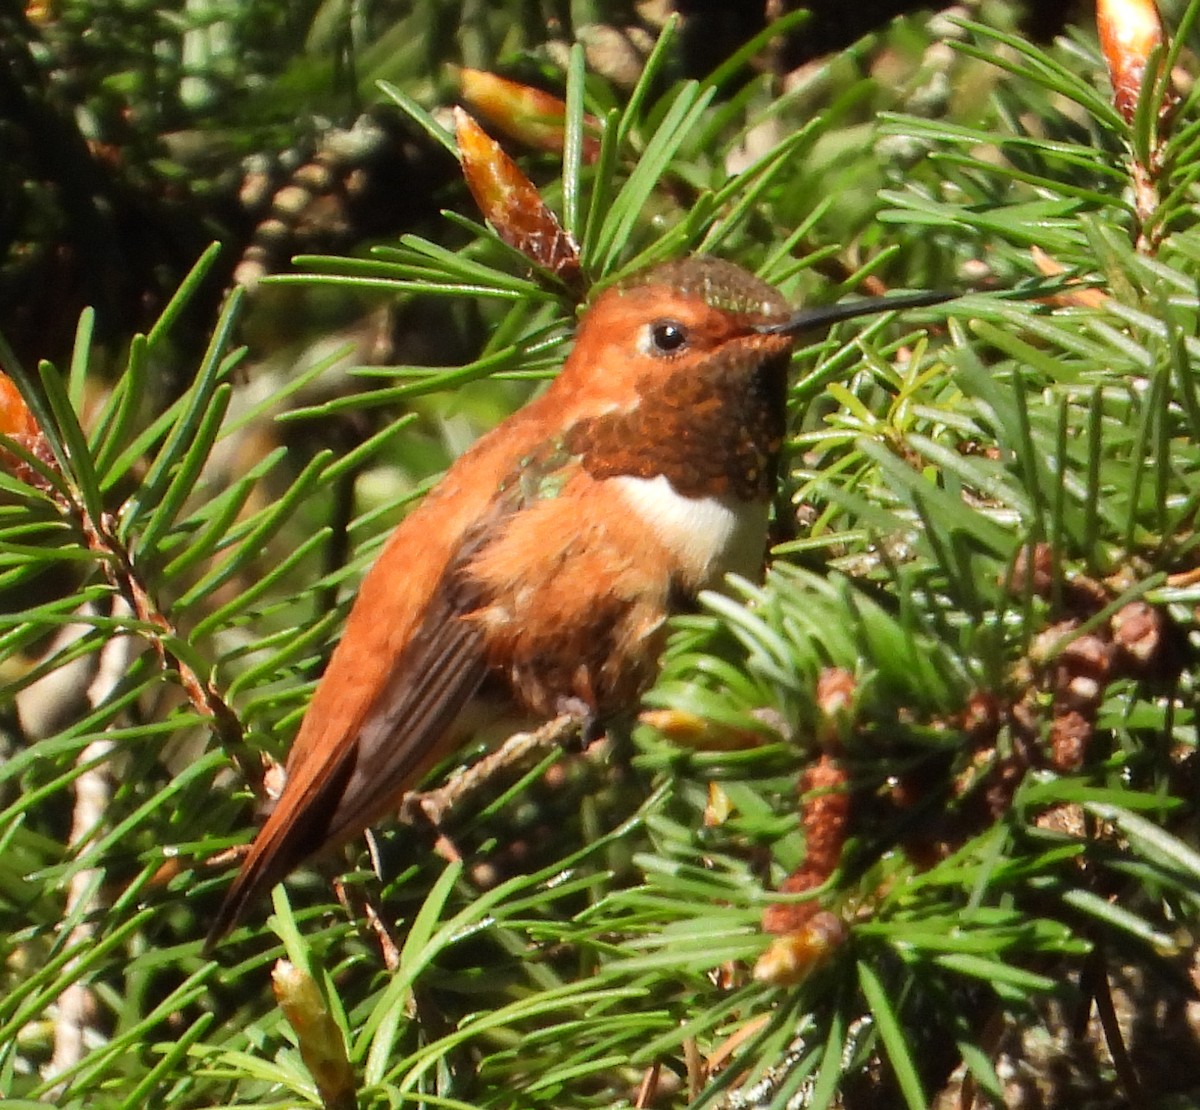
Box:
[453,107,581,289]
[0,370,54,488]
[458,69,600,161]
[272,960,355,1110]
[1097,0,1165,123]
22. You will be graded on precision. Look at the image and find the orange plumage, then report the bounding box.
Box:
[206,257,951,946]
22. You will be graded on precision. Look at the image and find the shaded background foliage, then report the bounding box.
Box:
[1,0,1075,368]
[4,1,1200,1108]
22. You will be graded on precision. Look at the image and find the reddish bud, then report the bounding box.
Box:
[0,370,38,442]
[0,370,54,487]
[454,107,582,290]
[24,0,53,24]
[638,707,771,751]
[1097,0,1166,123]
[459,69,601,162]
[1031,246,1111,309]
[754,911,848,986]
[704,781,733,827]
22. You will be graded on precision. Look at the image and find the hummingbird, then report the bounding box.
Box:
[206,256,951,947]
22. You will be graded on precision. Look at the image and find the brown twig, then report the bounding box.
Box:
[634,1062,662,1109]
[333,875,402,971]
[76,506,255,788]
[405,713,583,829]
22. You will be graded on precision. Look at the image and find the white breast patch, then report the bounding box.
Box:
[612,473,769,589]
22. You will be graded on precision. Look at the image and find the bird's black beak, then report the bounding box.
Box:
[756,289,956,336]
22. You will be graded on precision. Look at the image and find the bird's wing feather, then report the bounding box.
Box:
[310,561,493,848]
[204,570,489,947]
[206,447,579,949]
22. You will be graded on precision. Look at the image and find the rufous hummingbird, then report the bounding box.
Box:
[206,256,951,947]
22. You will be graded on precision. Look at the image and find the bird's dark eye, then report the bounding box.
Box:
[649,320,688,354]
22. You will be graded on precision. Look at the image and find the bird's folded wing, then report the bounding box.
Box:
[204,553,491,948]
[205,451,587,947]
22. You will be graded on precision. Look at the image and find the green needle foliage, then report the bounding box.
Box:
[5,3,1200,1108]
